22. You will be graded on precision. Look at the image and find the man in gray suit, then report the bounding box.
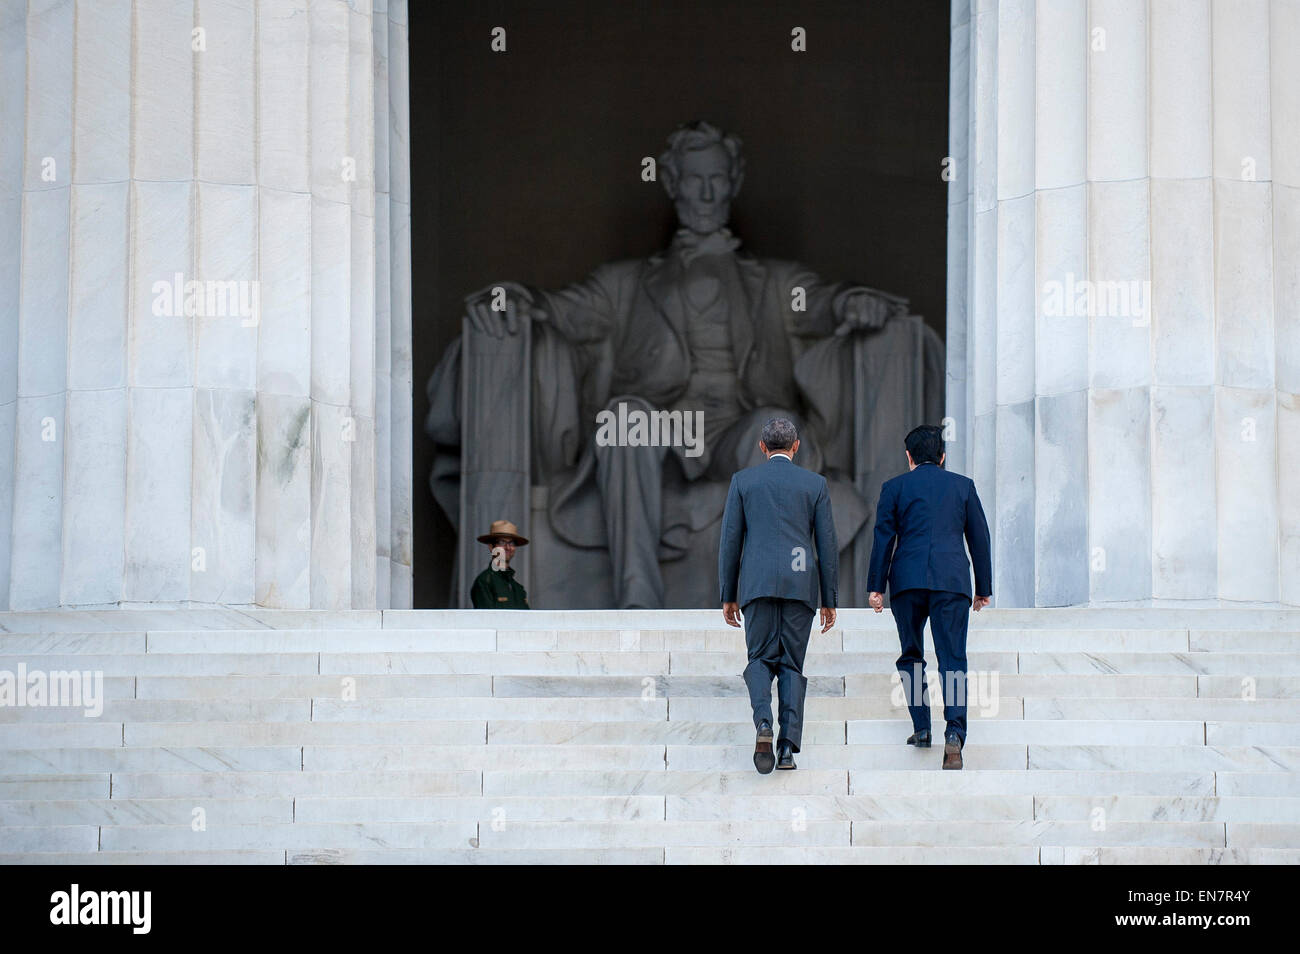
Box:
[719,418,838,773]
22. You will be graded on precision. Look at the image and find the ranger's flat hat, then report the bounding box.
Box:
[477,519,528,546]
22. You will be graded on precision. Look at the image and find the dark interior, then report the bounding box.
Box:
[409,0,952,607]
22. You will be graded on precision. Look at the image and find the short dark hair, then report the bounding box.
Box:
[760,417,797,451]
[905,424,944,465]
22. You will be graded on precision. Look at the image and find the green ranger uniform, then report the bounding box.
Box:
[470,565,530,609]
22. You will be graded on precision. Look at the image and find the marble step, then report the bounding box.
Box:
[0,795,667,825]
[474,820,854,849]
[666,846,1041,864]
[479,769,1216,797]
[121,721,491,747]
[0,723,126,748]
[145,630,496,654]
[96,822,480,852]
[4,606,1297,634]
[845,769,1216,796]
[15,768,1235,801]
[1198,675,1300,698]
[376,607,1300,631]
[0,652,321,675]
[1018,652,1300,675]
[124,674,849,699]
[483,720,849,745]
[301,744,672,772]
[1027,745,1300,772]
[666,845,1293,863]
[0,699,312,724]
[293,795,665,823]
[309,698,671,721]
[289,848,664,864]
[107,769,851,799]
[0,825,100,851]
[0,798,294,826]
[664,697,1024,722]
[0,627,1173,655]
[840,629,1193,652]
[3,607,1297,863]
[845,820,1226,848]
[670,744,1300,773]
[659,794,1033,821]
[0,746,305,774]
[107,771,485,799]
[846,719,1205,745]
[131,675,495,699]
[0,775,112,799]
[1025,698,1300,720]
[0,850,288,864]
[845,674,1201,697]
[3,626,1283,654]
[1188,631,1300,652]
[672,652,1020,675]
[9,739,1278,776]
[0,633,147,653]
[1039,846,1300,864]
[1032,795,1300,823]
[464,819,1233,849]
[1215,773,1300,796]
[0,848,663,864]
[0,609,383,633]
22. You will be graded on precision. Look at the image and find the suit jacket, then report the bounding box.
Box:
[865,462,992,601]
[718,455,838,610]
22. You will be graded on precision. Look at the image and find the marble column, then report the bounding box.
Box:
[949,0,1298,607]
[0,0,412,610]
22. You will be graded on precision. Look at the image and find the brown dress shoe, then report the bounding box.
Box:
[942,732,963,770]
[754,721,775,775]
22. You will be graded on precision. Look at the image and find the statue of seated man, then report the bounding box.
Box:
[440,121,921,608]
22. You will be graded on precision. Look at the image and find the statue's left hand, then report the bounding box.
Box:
[833,290,893,335]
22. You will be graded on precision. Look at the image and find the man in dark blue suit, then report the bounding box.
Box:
[719,418,838,774]
[866,424,992,770]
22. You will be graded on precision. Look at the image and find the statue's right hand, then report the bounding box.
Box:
[464,281,546,338]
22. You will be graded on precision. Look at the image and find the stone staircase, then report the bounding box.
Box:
[1,607,1298,864]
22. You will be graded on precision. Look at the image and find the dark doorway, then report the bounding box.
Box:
[409,0,951,607]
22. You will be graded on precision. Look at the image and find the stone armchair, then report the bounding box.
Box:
[427,309,944,608]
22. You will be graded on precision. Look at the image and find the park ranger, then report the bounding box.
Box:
[470,520,530,609]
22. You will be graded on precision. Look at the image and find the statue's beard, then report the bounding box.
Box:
[675,200,731,235]
[490,547,508,572]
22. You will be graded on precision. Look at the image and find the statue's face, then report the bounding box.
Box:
[671,143,734,234]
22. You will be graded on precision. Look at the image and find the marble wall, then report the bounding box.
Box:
[0,0,412,610]
[948,0,1298,607]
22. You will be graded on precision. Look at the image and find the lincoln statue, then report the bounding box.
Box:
[426,121,943,608]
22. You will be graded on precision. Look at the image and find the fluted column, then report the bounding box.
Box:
[950,0,1298,607]
[0,0,412,610]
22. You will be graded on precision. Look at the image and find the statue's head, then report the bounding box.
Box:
[659,121,745,235]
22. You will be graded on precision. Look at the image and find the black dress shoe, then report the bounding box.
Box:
[942,730,964,770]
[907,729,932,748]
[754,720,775,775]
[776,739,796,770]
